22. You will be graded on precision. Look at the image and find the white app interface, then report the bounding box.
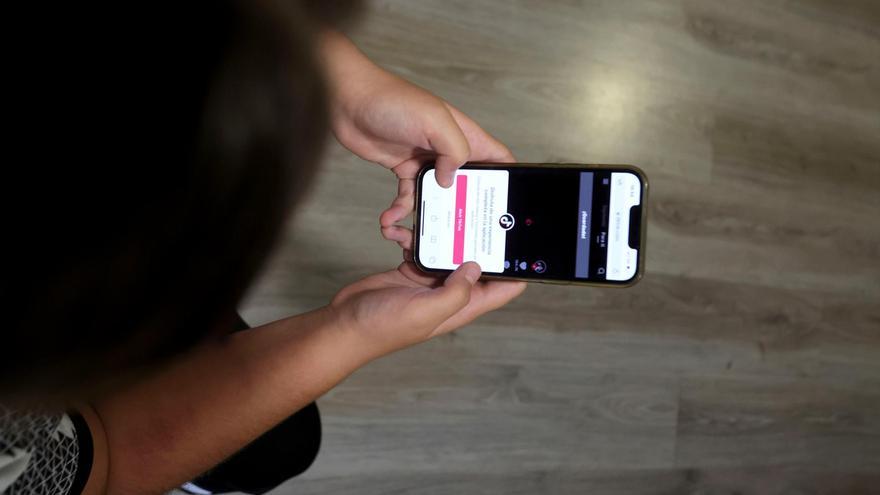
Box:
[418,169,510,273]
[606,172,640,281]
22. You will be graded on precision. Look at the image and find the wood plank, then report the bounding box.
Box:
[239,1,880,493]
[283,467,880,495]
[676,375,880,471]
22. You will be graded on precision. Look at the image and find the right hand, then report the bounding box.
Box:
[330,262,526,361]
[319,32,514,250]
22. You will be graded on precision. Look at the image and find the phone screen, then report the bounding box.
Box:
[416,164,644,285]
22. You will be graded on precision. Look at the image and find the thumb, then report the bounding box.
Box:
[415,262,481,322]
[429,109,470,188]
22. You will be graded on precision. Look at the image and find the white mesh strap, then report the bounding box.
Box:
[0,405,84,495]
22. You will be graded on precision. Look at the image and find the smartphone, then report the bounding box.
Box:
[413,163,647,287]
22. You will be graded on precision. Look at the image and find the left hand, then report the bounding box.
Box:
[320,32,515,250]
[330,261,526,361]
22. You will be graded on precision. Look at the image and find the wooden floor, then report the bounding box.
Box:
[241,1,880,493]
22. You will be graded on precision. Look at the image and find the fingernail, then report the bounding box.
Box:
[463,263,481,284]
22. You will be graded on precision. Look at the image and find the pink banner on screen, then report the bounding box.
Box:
[452,175,467,264]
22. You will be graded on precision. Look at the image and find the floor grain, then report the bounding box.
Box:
[240,1,880,493]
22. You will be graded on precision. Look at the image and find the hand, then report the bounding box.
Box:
[330,262,526,361]
[375,100,516,250]
[320,32,514,249]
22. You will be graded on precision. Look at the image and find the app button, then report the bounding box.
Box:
[531,260,547,274]
[597,267,605,275]
[519,261,527,271]
[504,260,511,270]
[499,213,515,230]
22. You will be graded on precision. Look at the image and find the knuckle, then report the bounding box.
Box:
[451,285,472,308]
